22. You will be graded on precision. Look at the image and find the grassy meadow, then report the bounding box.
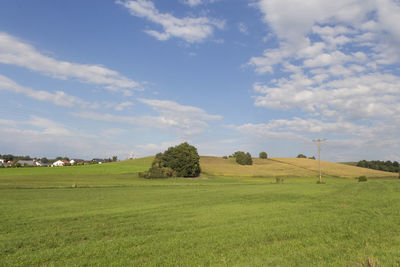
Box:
[1,157,400,266]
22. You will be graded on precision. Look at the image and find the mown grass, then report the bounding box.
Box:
[1,180,400,266]
[1,157,399,266]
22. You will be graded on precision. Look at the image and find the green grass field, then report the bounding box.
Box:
[1,157,400,266]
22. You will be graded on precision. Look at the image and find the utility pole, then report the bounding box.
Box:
[313,139,326,183]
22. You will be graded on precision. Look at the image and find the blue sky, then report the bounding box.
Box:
[1,0,399,161]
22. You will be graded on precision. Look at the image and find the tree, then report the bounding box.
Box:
[259,152,268,159]
[41,157,49,163]
[112,156,118,162]
[161,142,201,177]
[297,154,307,158]
[233,151,253,165]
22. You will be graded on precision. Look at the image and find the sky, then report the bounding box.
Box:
[0,0,399,161]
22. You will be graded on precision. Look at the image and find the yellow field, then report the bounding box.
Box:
[200,156,397,179]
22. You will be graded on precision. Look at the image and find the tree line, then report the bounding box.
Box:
[357,160,399,173]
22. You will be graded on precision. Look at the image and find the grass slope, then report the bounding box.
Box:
[200,157,397,179]
[0,157,153,189]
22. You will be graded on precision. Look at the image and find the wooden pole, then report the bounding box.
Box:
[313,139,326,183]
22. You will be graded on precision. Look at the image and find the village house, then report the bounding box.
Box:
[70,159,85,165]
[52,160,65,167]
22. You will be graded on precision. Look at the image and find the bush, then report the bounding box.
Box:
[275,177,284,184]
[297,154,307,158]
[222,156,228,159]
[259,152,268,159]
[233,151,252,165]
[358,176,367,182]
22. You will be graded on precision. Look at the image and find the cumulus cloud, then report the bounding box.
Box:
[0,32,140,95]
[0,74,97,108]
[243,0,400,160]
[117,0,225,43]
[249,0,400,121]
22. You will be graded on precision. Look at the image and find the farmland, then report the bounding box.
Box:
[1,157,400,266]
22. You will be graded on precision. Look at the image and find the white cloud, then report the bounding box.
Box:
[0,74,97,108]
[245,0,400,160]
[182,0,203,7]
[180,0,221,7]
[135,140,180,157]
[0,116,135,159]
[114,101,134,111]
[238,23,249,35]
[117,0,225,43]
[253,72,400,121]
[249,0,400,74]
[0,32,140,94]
[72,98,222,138]
[27,115,75,136]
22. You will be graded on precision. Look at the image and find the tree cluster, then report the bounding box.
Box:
[357,160,399,173]
[139,142,201,179]
[0,154,32,162]
[296,154,315,159]
[232,151,253,165]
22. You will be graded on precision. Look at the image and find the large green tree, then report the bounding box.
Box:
[161,142,201,177]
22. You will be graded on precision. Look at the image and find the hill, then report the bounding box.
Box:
[0,156,396,190]
[200,156,397,179]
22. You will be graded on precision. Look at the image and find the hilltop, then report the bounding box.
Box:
[200,156,397,179]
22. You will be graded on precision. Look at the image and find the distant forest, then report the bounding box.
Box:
[357,160,399,173]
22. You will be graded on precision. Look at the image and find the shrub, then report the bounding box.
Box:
[275,177,284,184]
[358,176,367,182]
[259,152,268,159]
[222,156,228,159]
[233,151,253,165]
[316,180,326,184]
[297,154,307,158]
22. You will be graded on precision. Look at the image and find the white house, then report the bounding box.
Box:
[70,159,75,165]
[52,160,65,167]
